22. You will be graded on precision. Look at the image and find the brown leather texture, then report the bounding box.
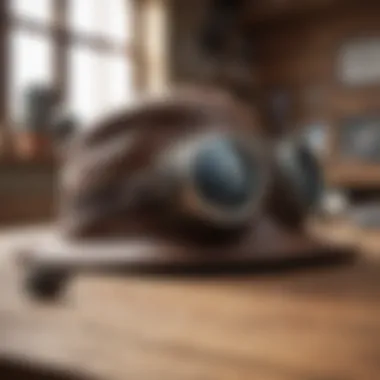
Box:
[42,86,351,265]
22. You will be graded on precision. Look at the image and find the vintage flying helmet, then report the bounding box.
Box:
[60,88,271,239]
[17,87,352,300]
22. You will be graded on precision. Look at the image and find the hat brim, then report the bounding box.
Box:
[15,219,355,274]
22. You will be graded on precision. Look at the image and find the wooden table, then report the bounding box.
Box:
[0,225,379,380]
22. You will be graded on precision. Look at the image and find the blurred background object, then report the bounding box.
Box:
[320,187,350,218]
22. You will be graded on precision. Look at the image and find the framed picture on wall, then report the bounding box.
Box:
[338,114,380,163]
[338,37,380,86]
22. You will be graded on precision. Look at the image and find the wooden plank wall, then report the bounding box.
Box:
[250,2,380,189]
[254,3,380,117]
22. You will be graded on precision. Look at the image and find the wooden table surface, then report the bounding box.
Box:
[0,224,379,380]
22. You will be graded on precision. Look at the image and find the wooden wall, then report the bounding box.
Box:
[255,3,380,115]
[168,0,210,84]
[169,1,380,121]
[168,1,380,189]
[252,2,380,188]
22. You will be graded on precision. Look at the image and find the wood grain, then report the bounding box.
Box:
[0,224,379,380]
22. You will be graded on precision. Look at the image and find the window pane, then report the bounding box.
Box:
[103,55,134,110]
[68,0,132,43]
[11,0,53,24]
[68,46,134,125]
[9,30,53,125]
[68,46,99,125]
[103,0,133,43]
[68,0,95,36]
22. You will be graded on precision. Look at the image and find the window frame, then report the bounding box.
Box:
[1,0,140,135]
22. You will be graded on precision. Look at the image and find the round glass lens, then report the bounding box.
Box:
[193,138,258,208]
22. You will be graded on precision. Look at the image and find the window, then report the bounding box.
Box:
[9,30,53,124]
[68,0,133,43]
[68,46,134,123]
[6,0,135,128]
[11,0,53,25]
